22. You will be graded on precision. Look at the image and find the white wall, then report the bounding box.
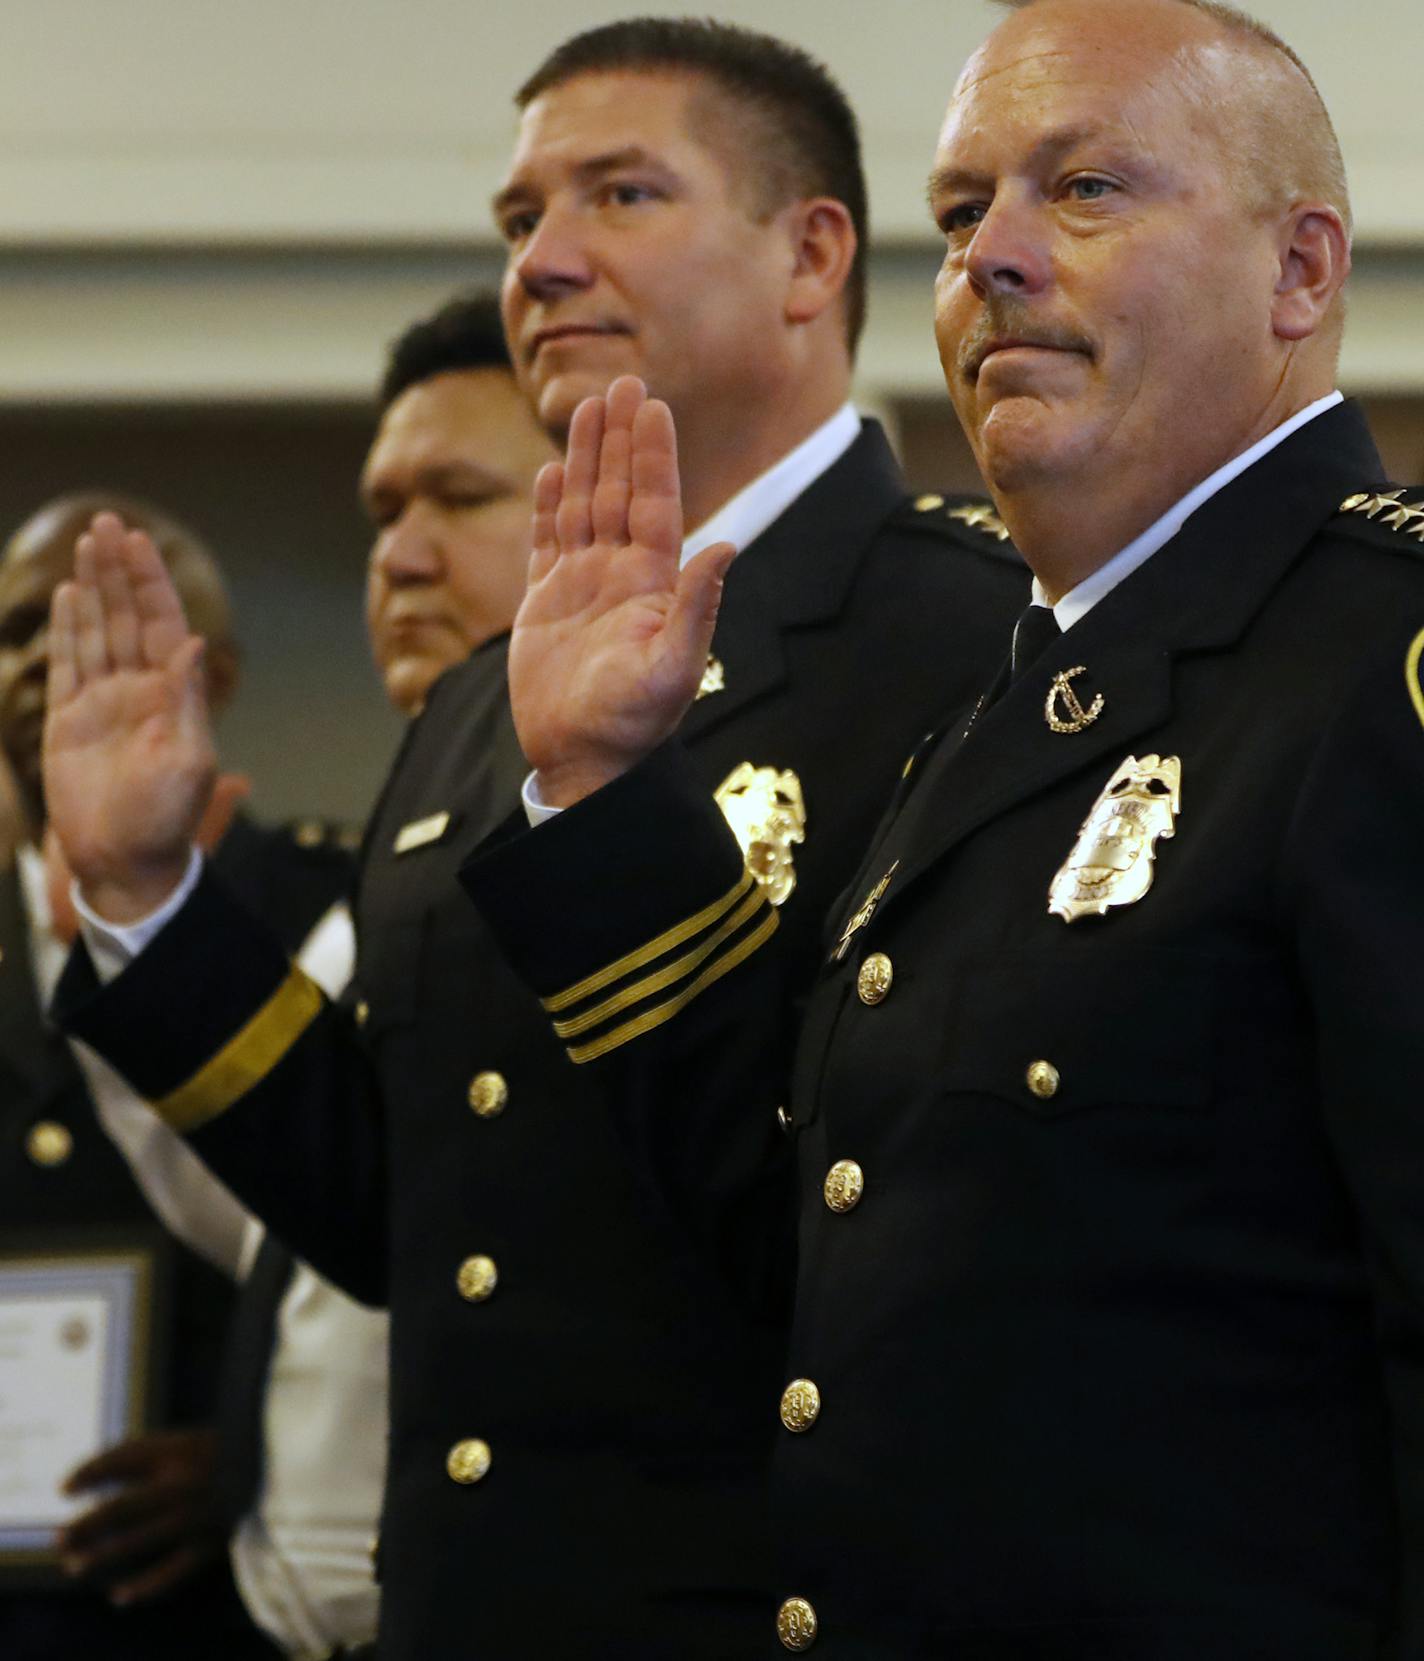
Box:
[1,0,1421,401]
[5,0,1422,245]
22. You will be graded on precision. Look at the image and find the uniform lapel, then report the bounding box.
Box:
[679,421,905,744]
[858,400,1387,926]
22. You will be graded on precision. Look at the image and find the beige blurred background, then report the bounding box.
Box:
[1,0,1419,821]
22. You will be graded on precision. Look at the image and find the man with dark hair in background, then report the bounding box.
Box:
[0,492,348,1661]
[364,290,558,718]
[35,22,1024,1658]
[101,290,556,1661]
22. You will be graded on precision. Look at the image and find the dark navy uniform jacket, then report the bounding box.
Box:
[461,402,1424,1661]
[56,422,1026,1659]
[0,815,347,1661]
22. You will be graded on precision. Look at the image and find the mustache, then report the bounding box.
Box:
[959,306,1095,380]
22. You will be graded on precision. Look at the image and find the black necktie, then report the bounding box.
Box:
[1010,602,1061,680]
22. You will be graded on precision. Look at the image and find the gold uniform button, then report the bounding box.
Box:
[823,1160,864,1214]
[1026,1059,1061,1101]
[456,1254,498,1303]
[779,1378,821,1433]
[856,951,893,1006]
[468,1071,508,1118]
[446,1438,491,1485]
[26,1121,73,1168]
[776,1104,792,1135]
[777,1596,818,1651]
[354,999,370,1029]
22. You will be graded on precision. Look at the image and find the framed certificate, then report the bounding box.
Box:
[0,1238,163,1577]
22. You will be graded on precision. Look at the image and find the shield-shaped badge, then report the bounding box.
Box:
[715,763,806,906]
[1048,754,1181,923]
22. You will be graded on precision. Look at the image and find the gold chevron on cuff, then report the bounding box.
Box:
[153,966,325,1133]
[541,870,755,1014]
[551,887,766,1039]
[565,905,779,1065]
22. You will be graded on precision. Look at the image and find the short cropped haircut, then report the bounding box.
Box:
[380,291,512,410]
[517,17,868,354]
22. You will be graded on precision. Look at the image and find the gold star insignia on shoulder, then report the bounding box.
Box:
[1340,489,1424,541]
[947,501,1012,543]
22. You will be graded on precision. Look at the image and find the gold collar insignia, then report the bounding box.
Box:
[696,655,726,700]
[833,861,899,961]
[1045,666,1105,733]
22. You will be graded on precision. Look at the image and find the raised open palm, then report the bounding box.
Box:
[509,376,735,807]
[43,513,215,921]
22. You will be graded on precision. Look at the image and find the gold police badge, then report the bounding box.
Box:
[1048,754,1181,923]
[714,762,806,907]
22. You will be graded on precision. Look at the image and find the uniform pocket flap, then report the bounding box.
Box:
[937,948,1217,1116]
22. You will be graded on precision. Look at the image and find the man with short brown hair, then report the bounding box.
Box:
[31,20,1025,1658]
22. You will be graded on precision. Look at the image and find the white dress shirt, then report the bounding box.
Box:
[65,863,386,1660]
[223,905,389,1661]
[19,842,252,1275]
[229,1213,389,1660]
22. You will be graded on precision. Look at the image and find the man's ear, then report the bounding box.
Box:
[202,638,242,719]
[1272,203,1351,341]
[783,197,858,329]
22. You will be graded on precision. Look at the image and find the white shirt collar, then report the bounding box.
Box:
[1032,391,1345,630]
[681,403,861,567]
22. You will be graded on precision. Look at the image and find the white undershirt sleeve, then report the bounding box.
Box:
[72,845,204,982]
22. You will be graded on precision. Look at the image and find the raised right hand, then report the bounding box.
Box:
[509,375,735,807]
[43,513,215,922]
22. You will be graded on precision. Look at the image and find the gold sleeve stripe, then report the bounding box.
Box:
[153,966,325,1134]
[542,870,754,1014]
[1407,627,1424,733]
[565,906,779,1065]
[551,887,766,1039]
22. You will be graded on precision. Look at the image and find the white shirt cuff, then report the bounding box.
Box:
[521,771,563,828]
[73,846,204,983]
